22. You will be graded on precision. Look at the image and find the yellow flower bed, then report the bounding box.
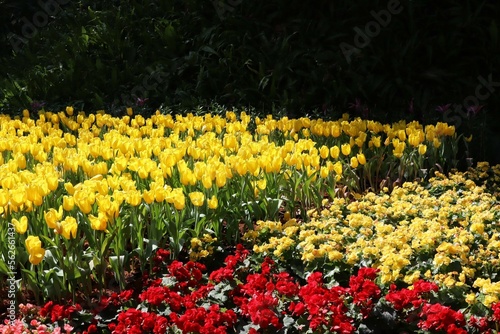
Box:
[245,170,500,307]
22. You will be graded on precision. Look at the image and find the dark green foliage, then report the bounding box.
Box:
[0,0,499,161]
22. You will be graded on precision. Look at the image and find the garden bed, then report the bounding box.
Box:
[1,108,499,333]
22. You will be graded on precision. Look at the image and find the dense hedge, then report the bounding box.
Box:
[0,0,499,161]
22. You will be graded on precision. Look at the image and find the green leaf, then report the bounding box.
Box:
[0,260,12,276]
[42,249,58,267]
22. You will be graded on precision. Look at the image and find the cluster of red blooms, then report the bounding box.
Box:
[128,249,239,333]
[292,271,353,333]
[108,309,168,334]
[25,245,500,333]
[385,279,439,311]
[39,301,82,323]
[384,280,500,334]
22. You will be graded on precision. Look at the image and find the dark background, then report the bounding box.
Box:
[0,0,499,163]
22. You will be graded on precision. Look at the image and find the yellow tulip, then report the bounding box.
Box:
[89,212,108,231]
[216,171,227,188]
[350,157,359,168]
[25,236,45,265]
[256,178,267,190]
[392,140,406,158]
[356,153,366,165]
[46,174,59,192]
[189,192,205,207]
[199,173,211,190]
[433,138,441,148]
[333,161,343,176]
[74,190,95,214]
[12,216,28,234]
[61,217,78,239]
[15,154,26,169]
[0,189,9,207]
[341,143,351,156]
[62,196,75,211]
[126,190,142,206]
[320,166,329,179]
[26,184,44,207]
[330,123,341,137]
[418,144,427,156]
[208,195,218,209]
[64,182,76,195]
[330,146,340,159]
[143,190,155,204]
[369,136,381,148]
[319,146,329,160]
[171,189,186,210]
[44,207,63,229]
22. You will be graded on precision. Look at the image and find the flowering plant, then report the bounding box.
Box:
[5,245,500,333]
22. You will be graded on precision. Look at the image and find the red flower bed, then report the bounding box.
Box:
[5,245,500,333]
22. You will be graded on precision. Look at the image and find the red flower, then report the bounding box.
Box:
[468,316,490,333]
[385,279,438,312]
[356,267,379,280]
[85,324,98,333]
[274,272,299,297]
[243,293,282,329]
[39,301,81,322]
[261,257,275,276]
[241,273,269,295]
[153,316,169,334]
[418,303,466,333]
[413,279,439,294]
[209,267,234,283]
[492,302,500,322]
[348,268,381,317]
[189,283,215,302]
[154,249,171,263]
[119,289,134,302]
[385,285,420,311]
[170,305,237,333]
[298,272,353,333]
[39,301,53,318]
[289,302,306,316]
[112,308,167,334]
[139,286,169,307]
[168,260,206,291]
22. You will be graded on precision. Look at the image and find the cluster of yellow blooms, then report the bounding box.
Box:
[245,169,500,307]
[0,107,459,294]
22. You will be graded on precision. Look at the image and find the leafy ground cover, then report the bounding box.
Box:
[1,108,499,333]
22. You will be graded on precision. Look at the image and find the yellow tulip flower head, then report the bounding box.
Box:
[12,216,28,234]
[356,153,366,165]
[189,191,205,207]
[89,212,108,231]
[341,143,351,156]
[62,196,75,212]
[350,156,359,168]
[25,236,45,265]
[207,195,218,209]
[330,146,340,159]
[418,144,427,156]
[44,207,63,229]
[61,217,78,239]
[171,189,186,210]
